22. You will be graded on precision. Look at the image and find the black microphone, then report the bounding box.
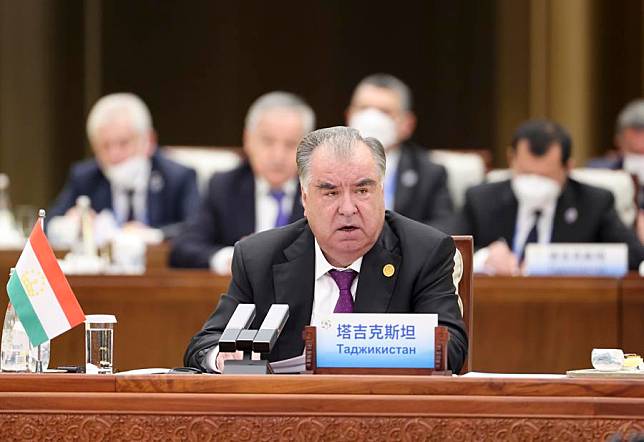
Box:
[219,304,256,352]
[252,304,289,353]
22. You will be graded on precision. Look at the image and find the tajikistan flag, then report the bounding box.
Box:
[6,220,85,346]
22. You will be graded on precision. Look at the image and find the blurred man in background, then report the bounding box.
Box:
[588,99,644,241]
[455,119,644,275]
[48,93,199,244]
[346,73,453,230]
[169,91,315,274]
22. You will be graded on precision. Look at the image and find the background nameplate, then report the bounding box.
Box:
[524,243,628,277]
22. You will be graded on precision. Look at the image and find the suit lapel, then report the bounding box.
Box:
[551,180,578,242]
[94,176,113,213]
[146,155,166,226]
[498,181,518,245]
[272,225,315,354]
[393,149,415,214]
[289,186,304,223]
[237,168,256,235]
[354,220,401,313]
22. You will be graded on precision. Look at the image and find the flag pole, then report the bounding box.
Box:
[34,209,46,373]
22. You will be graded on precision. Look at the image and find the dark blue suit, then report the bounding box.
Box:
[169,162,305,268]
[48,150,199,233]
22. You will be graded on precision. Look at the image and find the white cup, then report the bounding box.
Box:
[111,233,146,274]
[591,348,624,371]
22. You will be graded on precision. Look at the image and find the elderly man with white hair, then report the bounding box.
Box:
[169,91,315,273]
[48,93,199,239]
[588,99,644,243]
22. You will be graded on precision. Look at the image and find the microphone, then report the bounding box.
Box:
[252,304,289,353]
[218,304,256,352]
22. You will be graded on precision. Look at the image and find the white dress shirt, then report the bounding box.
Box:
[210,177,298,274]
[511,200,556,257]
[254,177,298,233]
[309,239,363,326]
[473,199,557,273]
[205,238,364,372]
[110,164,151,225]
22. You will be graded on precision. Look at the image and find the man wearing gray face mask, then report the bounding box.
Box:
[454,119,644,275]
[346,74,453,230]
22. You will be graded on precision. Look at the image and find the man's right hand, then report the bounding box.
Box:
[484,240,520,276]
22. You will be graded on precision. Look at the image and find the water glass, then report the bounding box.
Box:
[85,314,117,374]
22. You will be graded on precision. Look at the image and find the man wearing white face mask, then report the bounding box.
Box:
[588,99,644,243]
[346,74,453,230]
[48,93,199,240]
[455,120,644,275]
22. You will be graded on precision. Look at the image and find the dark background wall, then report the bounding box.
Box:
[100,1,495,148]
[0,0,642,208]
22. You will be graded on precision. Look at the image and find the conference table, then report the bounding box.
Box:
[0,248,641,374]
[0,373,641,440]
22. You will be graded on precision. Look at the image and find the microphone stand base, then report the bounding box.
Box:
[223,359,273,375]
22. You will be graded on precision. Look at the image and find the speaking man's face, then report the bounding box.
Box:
[302,141,385,268]
[244,109,304,189]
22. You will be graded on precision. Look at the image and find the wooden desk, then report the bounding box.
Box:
[0,262,641,373]
[622,273,644,357]
[0,271,228,370]
[0,374,641,440]
[473,275,624,374]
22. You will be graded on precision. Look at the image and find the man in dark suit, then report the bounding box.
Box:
[346,73,453,230]
[169,92,315,272]
[455,120,644,274]
[184,127,467,373]
[588,99,644,242]
[48,93,199,239]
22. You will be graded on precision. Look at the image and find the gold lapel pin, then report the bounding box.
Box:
[383,264,395,278]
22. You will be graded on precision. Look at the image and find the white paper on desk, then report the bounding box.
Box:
[115,368,171,375]
[461,371,565,379]
[269,354,307,374]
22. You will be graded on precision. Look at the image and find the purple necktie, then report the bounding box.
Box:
[270,189,289,228]
[328,269,358,313]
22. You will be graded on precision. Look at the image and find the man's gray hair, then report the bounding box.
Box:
[296,126,386,187]
[86,93,152,140]
[353,73,413,111]
[616,99,644,134]
[245,91,315,134]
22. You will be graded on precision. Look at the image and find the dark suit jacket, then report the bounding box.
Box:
[169,162,304,268]
[184,211,468,373]
[454,178,644,269]
[393,142,453,230]
[48,150,199,234]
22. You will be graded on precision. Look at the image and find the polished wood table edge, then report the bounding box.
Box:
[114,374,644,397]
[0,392,642,417]
[1,373,642,397]
[0,373,115,392]
[474,274,625,289]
